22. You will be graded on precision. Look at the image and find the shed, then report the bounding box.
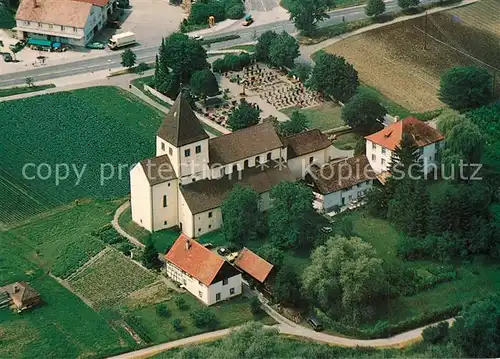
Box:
[3,281,41,311]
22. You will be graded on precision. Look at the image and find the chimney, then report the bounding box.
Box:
[14,284,19,293]
[185,239,191,250]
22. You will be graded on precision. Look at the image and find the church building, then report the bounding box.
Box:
[129,93,339,238]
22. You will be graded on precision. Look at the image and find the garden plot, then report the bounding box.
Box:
[323,0,500,113]
[69,249,157,308]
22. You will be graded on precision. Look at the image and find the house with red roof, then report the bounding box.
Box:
[234,248,274,284]
[164,234,242,305]
[365,117,445,174]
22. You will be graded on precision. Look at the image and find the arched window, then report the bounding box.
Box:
[255,156,260,165]
[244,159,249,168]
[267,152,272,161]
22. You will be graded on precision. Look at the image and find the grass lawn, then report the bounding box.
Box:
[332,132,361,150]
[118,207,181,253]
[281,101,344,131]
[129,294,273,344]
[130,75,173,109]
[0,84,55,97]
[332,209,500,332]
[0,86,164,227]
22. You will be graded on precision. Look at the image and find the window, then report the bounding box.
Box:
[161,142,165,151]
[184,149,191,157]
[255,156,260,165]
[208,212,212,218]
[372,143,376,150]
[169,147,173,156]
[164,221,167,225]
[192,178,196,182]
[348,195,352,201]
[230,287,235,295]
[195,145,201,154]
[25,20,30,25]
[163,195,167,207]
[60,25,64,31]
[198,291,203,298]
[430,155,434,161]
[221,167,225,176]
[372,154,376,161]
[73,27,77,32]
[222,278,228,285]
[208,225,211,229]
[216,293,221,301]
[267,152,272,161]
[381,158,386,165]
[381,148,386,155]
[198,280,203,286]
[37,22,42,27]
[309,156,314,164]
[168,183,170,187]
[198,228,201,232]
[183,279,187,285]
[244,159,249,168]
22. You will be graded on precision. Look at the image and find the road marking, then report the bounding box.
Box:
[260,0,267,12]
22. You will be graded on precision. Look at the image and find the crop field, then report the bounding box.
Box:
[0,86,164,228]
[323,0,500,113]
[69,249,157,308]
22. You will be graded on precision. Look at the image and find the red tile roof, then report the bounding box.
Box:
[365,117,444,151]
[165,234,224,286]
[234,248,274,283]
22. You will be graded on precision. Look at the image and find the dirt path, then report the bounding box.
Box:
[112,201,144,248]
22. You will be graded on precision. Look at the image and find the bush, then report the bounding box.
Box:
[156,303,170,317]
[226,3,245,19]
[125,314,152,343]
[135,62,150,73]
[239,52,252,67]
[223,54,241,71]
[175,296,189,310]
[113,241,134,256]
[250,296,262,315]
[212,58,228,73]
[190,308,218,328]
[172,318,182,331]
[189,1,226,25]
[422,321,449,344]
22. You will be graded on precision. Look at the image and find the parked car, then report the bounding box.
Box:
[203,242,214,249]
[307,315,324,331]
[321,226,333,234]
[243,14,254,26]
[190,34,203,41]
[2,53,13,62]
[86,42,106,50]
[217,247,228,256]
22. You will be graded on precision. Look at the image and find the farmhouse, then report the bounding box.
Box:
[130,93,338,238]
[1,281,41,311]
[14,0,118,46]
[365,117,445,174]
[306,155,376,214]
[165,234,242,305]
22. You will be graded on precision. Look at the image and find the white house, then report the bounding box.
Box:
[164,234,242,306]
[306,155,376,214]
[365,117,445,174]
[15,0,118,46]
[130,93,338,238]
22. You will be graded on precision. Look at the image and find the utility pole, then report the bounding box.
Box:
[424,12,428,50]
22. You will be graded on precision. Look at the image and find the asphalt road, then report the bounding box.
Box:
[0,0,437,88]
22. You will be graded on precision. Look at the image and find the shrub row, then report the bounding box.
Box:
[200,34,240,46]
[315,304,463,339]
[212,53,253,73]
[124,314,153,343]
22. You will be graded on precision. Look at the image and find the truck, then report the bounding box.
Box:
[108,32,136,50]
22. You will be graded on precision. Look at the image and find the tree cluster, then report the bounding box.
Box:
[189,69,220,100]
[287,0,334,36]
[365,0,386,17]
[212,52,252,73]
[154,33,208,99]
[341,92,386,134]
[187,0,245,26]
[277,110,309,136]
[226,99,261,131]
[255,31,300,69]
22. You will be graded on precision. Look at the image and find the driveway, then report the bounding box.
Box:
[245,0,281,12]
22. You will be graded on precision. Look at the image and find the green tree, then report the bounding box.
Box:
[162,33,208,83]
[389,131,421,177]
[256,244,284,269]
[309,52,359,102]
[171,318,182,331]
[250,296,262,315]
[121,48,137,69]
[450,296,500,358]
[290,62,312,83]
[256,30,278,62]
[190,69,219,100]
[212,58,227,73]
[439,66,493,111]
[354,137,366,156]
[365,0,386,16]
[190,308,218,329]
[302,236,385,321]
[273,264,303,306]
[288,0,334,36]
[155,41,181,98]
[156,303,170,317]
[436,109,466,135]
[268,181,326,250]
[221,185,260,244]
[142,236,160,269]
[24,76,34,87]
[466,103,500,167]
[341,92,386,134]
[397,0,420,10]
[227,99,260,131]
[278,110,309,136]
[174,296,188,310]
[268,31,300,69]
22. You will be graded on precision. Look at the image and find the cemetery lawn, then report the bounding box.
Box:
[0,86,164,228]
[281,101,344,131]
